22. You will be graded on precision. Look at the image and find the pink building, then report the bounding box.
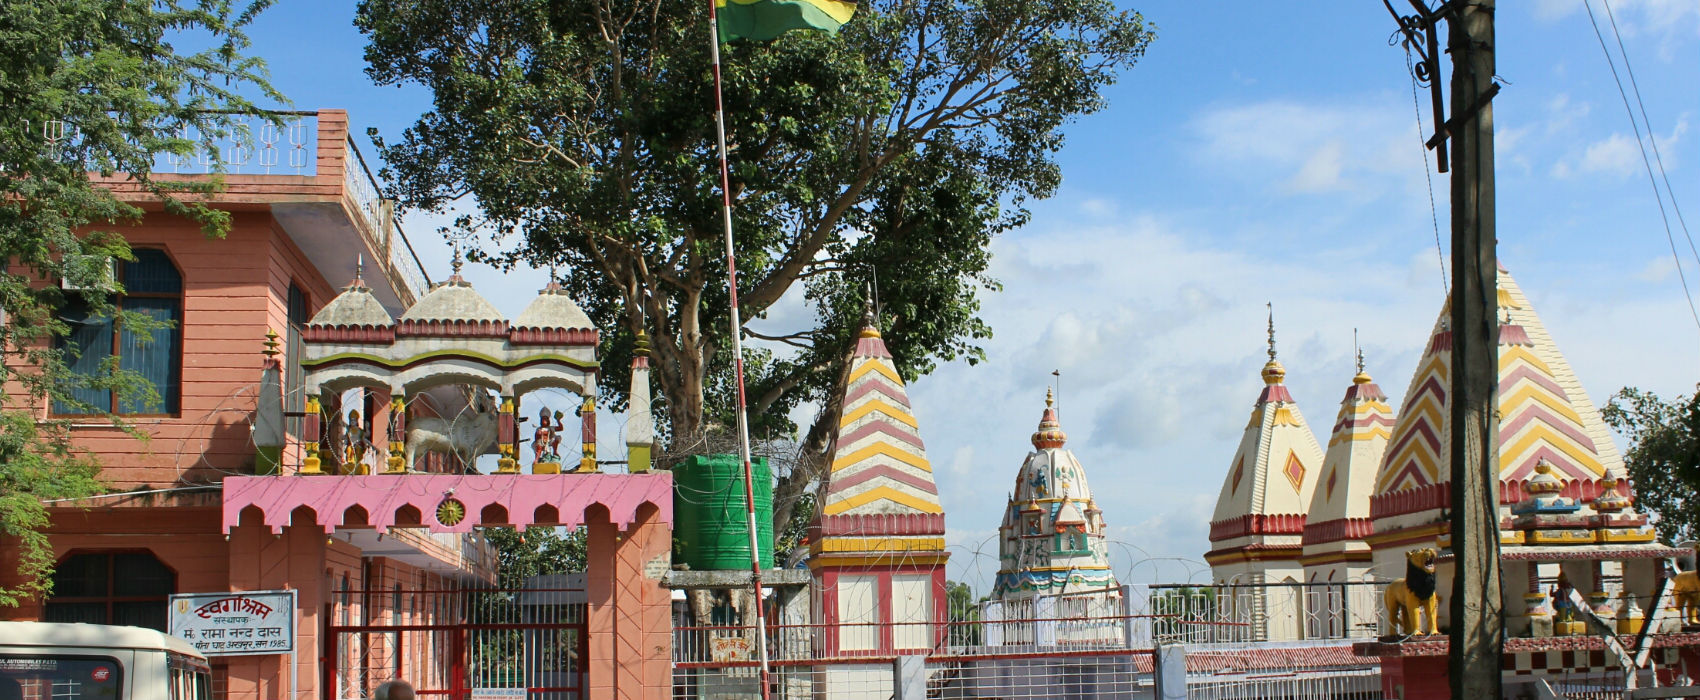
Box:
[1,110,676,699]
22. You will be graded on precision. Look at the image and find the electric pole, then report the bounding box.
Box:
[1446,2,1503,697]
[1387,0,1503,695]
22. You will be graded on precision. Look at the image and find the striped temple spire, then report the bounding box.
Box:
[1299,354,1396,576]
[809,316,947,565]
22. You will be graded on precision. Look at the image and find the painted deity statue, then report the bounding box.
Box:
[345,408,367,468]
[550,410,565,459]
[532,406,556,464]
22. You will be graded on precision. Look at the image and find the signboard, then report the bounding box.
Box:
[709,633,752,662]
[469,690,527,700]
[168,589,296,657]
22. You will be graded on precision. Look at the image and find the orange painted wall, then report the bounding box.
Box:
[19,209,341,488]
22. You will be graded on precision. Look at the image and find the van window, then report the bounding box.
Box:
[167,652,211,700]
[0,654,123,700]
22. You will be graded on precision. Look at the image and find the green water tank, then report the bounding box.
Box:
[673,454,775,570]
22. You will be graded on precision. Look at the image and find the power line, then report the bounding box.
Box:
[1403,47,1450,293]
[1582,0,1700,336]
[1600,0,1698,271]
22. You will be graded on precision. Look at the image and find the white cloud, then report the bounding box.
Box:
[1191,98,1426,199]
[1637,255,1677,283]
[1579,132,1643,177]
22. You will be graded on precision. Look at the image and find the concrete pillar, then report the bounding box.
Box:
[586,503,672,699]
[227,507,325,700]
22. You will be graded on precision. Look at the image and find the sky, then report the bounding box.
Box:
[242,1,1699,593]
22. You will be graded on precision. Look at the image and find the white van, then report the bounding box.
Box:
[0,621,211,700]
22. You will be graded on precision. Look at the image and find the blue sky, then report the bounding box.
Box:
[245,1,1698,592]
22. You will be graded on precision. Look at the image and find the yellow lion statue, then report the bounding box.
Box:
[1385,547,1440,636]
[1676,545,1700,626]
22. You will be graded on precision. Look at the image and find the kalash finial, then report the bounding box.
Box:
[450,245,464,278]
[1032,387,1068,449]
[345,254,367,290]
[1353,328,1372,384]
[859,281,881,338]
[1266,302,1277,362]
[1262,302,1286,385]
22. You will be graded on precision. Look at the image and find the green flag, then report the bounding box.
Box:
[716,0,856,41]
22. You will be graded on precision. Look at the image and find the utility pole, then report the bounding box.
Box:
[1387,1,1503,696]
[1446,2,1502,697]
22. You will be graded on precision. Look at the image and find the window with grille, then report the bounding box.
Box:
[286,283,309,436]
[43,551,176,631]
[54,249,184,415]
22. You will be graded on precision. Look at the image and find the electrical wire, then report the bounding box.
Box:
[1582,0,1700,336]
[1398,32,1450,294]
[1600,0,1698,272]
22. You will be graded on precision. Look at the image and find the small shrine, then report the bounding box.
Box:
[1205,309,1325,641]
[1299,349,1395,585]
[991,389,1117,604]
[809,312,949,657]
[221,256,674,696]
[291,255,606,477]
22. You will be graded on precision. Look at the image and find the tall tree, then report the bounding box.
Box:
[1603,385,1700,544]
[356,0,1154,531]
[0,0,280,605]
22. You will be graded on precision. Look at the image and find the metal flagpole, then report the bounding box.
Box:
[706,3,775,698]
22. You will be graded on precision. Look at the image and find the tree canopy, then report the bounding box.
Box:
[1603,385,1700,544]
[356,0,1154,533]
[0,0,279,605]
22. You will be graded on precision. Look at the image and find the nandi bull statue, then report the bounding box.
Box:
[1385,547,1441,636]
[404,393,500,472]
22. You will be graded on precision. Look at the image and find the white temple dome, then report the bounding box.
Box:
[514,281,595,330]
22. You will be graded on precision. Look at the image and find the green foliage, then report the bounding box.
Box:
[483,526,589,589]
[1150,586,1215,640]
[945,579,983,644]
[0,0,279,605]
[1603,385,1700,544]
[0,414,102,607]
[354,0,1154,527]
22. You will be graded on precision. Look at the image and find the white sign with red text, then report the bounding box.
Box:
[168,590,296,657]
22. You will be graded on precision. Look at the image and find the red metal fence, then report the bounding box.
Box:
[326,587,584,700]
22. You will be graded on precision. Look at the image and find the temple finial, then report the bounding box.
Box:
[355,254,364,283]
[864,280,877,325]
[451,245,464,277]
[1355,328,1364,374]
[1045,386,1055,409]
[1266,302,1277,362]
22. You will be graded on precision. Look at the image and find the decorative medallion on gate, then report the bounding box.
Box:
[436,498,467,526]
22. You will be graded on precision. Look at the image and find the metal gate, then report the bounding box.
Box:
[325,587,586,699]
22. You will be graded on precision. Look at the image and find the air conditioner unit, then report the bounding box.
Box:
[60,255,116,291]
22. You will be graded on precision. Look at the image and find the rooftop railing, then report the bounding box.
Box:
[31,109,433,301]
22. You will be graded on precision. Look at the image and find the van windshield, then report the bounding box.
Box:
[0,654,123,700]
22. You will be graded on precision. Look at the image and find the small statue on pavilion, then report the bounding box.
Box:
[345,408,368,474]
[533,406,557,464]
[550,410,565,459]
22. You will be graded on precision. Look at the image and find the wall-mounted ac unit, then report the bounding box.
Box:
[60,255,116,291]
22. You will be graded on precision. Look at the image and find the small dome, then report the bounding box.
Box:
[513,281,594,330]
[1031,389,1068,449]
[1524,458,1564,496]
[309,274,394,328]
[401,278,505,324]
[1262,359,1287,385]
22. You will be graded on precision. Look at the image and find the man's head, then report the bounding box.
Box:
[375,680,415,700]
